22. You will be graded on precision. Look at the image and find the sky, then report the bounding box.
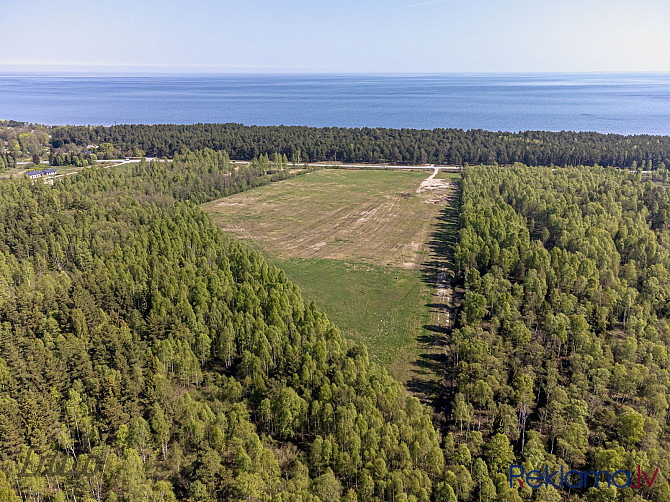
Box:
[2,0,670,73]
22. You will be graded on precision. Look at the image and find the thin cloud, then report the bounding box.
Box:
[401,0,456,9]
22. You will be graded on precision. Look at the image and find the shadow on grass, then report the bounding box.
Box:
[404,182,461,421]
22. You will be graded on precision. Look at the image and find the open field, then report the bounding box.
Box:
[203,169,459,394]
[203,169,449,269]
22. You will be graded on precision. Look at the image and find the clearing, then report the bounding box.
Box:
[203,168,459,399]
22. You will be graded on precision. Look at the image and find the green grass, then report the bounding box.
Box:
[0,167,29,179]
[435,170,461,180]
[266,256,432,379]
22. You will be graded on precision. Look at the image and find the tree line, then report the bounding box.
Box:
[48,151,97,167]
[48,123,670,168]
[0,152,14,171]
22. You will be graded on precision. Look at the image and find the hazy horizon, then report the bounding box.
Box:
[3,67,670,76]
[3,0,670,74]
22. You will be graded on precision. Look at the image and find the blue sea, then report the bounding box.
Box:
[1,73,670,135]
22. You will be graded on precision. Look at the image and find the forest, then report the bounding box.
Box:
[48,152,97,168]
[1,139,670,500]
[0,151,444,502]
[0,122,49,162]
[0,152,14,171]
[448,165,670,501]
[49,123,670,168]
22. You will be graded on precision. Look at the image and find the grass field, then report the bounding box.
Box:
[203,169,457,390]
[270,257,431,380]
[435,170,461,180]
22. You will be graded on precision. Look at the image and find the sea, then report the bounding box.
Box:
[1,73,670,135]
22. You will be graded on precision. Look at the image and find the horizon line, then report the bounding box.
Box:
[2,68,670,77]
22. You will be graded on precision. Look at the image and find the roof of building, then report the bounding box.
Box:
[26,168,58,178]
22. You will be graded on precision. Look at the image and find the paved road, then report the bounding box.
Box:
[56,158,169,176]
[95,157,169,164]
[229,159,462,171]
[16,160,49,166]
[22,157,456,171]
[313,163,462,171]
[21,157,460,181]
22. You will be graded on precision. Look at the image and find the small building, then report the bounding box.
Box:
[26,168,58,180]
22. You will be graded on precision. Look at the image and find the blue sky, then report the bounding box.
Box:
[2,0,670,73]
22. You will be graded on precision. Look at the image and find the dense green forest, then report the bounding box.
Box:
[0,122,50,162]
[0,151,444,501]
[50,124,670,168]
[0,152,14,170]
[48,152,97,168]
[3,140,670,501]
[447,165,670,501]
